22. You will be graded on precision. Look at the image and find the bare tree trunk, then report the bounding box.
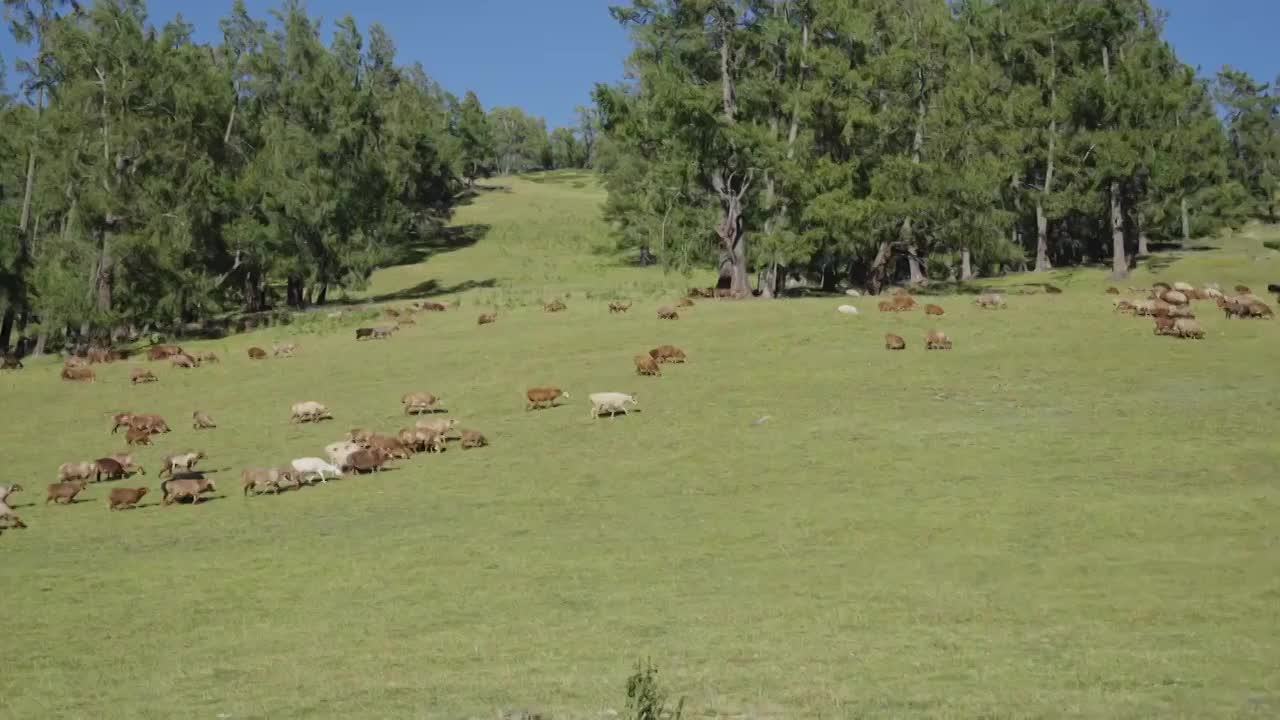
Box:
[1036,38,1058,272]
[868,241,893,295]
[1110,181,1128,279]
[95,227,114,313]
[904,79,927,286]
[1181,197,1191,242]
[960,248,973,281]
[1137,212,1150,257]
[0,311,15,353]
[714,16,751,298]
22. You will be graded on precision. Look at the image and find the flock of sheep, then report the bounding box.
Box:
[1,279,1272,534]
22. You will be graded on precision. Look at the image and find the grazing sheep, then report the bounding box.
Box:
[649,345,687,363]
[0,354,22,370]
[1044,284,1063,294]
[589,392,638,419]
[367,434,413,460]
[1152,282,1172,294]
[420,301,448,312]
[355,328,376,341]
[1203,287,1225,300]
[1248,302,1274,319]
[129,413,171,434]
[192,411,216,430]
[147,344,183,361]
[1169,306,1196,319]
[111,411,136,432]
[415,417,459,436]
[86,348,121,364]
[125,427,153,446]
[1153,316,1177,336]
[1114,299,1137,314]
[273,342,297,358]
[526,387,569,410]
[325,441,364,467]
[160,451,206,478]
[1173,318,1205,339]
[130,368,158,385]
[370,325,397,340]
[544,299,567,313]
[170,353,200,369]
[417,429,448,454]
[196,351,219,364]
[161,476,217,505]
[925,330,953,350]
[290,401,333,424]
[1172,281,1195,294]
[634,354,662,376]
[241,467,296,496]
[877,301,895,313]
[64,356,89,369]
[478,313,498,325]
[61,366,95,382]
[460,430,488,449]
[608,301,632,314]
[94,458,127,482]
[107,487,148,510]
[1105,287,1120,295]
[1221,299,1251,319]
[401,392,441,415]
[0,484,26,529]
[1160,290,1189,306]
[46,480,89,504]
[891,295,917,310]
[58,461,97,483]
[106,454,145,478]
[1235,285,1251,294]
[656,306,679,320]
[343,448,389,474]
[291,457,343,484]
[924,304,944,316]
[247,347,268,359]
[836,304,859,315]
[347,428,376,445]
[884,333,906,350]
[677,297,695,308]
[974,293,1007,309]
[396,316,417,326]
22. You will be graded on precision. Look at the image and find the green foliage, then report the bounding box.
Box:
[625,659,684,720]
[1215,67,1280,221]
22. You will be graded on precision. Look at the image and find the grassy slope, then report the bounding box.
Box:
[2,173,1279,719]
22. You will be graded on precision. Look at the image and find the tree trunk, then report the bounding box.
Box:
[95,227,114,314]
[1181,197,1191,242]
[1110,181,1128,279]
[316,283,328,305]
[868,241,893,295]
[960,248,973,281]
[903,78,927,286]
[1137,221,1150,256]
[286,276,304,308]
[33,329,47,357]
[1036,37,1058,273]
[901,218,926,285]
[713,15,750,298]
[1035,198,1052,271]
[759,264,778,299]
[244,270,264,313]
[0,309,15,353]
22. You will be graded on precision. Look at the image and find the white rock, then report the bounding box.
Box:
[837,304,859,315]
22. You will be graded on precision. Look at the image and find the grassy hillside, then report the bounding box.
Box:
[2,173,1279,719]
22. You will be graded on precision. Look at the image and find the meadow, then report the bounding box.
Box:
[2,173,1279,719]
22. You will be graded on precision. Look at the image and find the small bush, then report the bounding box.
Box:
[625,659,684,720]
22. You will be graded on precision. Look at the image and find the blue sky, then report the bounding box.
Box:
[2,0,1276,129]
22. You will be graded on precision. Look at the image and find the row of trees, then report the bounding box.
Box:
[0,0,595,353]
[595,0,1277,296]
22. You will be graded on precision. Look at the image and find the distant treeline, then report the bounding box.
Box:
[593,0,1280,296]
[0,0,596,353]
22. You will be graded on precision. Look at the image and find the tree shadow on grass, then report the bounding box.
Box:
[384,223,492,268]
[346,278,500,306]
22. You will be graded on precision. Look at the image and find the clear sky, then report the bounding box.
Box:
[2,0,1276,129]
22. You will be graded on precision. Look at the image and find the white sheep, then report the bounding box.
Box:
[589,392,639,419]
[836,304,859,315]
[0,483,26,529]
[290,401,332,424]
[291,457,343,484]
[57,461,97,483]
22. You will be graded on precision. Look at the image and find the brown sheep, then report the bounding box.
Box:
[1045,284,1063,295]
[94,458,128,482]
[1152,282,1172,294]
[1235,284,1251,294]
[877,301,895,313]
[61,366,95,382]
[924,304,944,316]
[677,297,695,308]
[420,301,448,312]
[196,351,220,364]
[105,454,145,478]
[401,392,441,415]
[347,428,377,445]
[1173,318,1205,339]
[1106,287,1120,295]
[460,430,488,449]
[1169,306,1195,319]
[161,475,217,505]
[343,448,389,474]
[170,353,200,369]
[544,299,567,313]
[107,487,148,510]
[608,301,632,314]
[884,333,906,350]
[526,387,569,410]
[147,344,183,361]
[242,467,294,496]
[634,354,662,376]
[130,368,158,385]
[354,328,375,341]
[656,306,679,320]
[1114,299,1137,314]
[125,427,153,446]
[649,345,687,363]
[192,411,217,430]
[925,330,953,350]
[160,451,206,478]
[415,417,459,436]
[396,316,417,326]
[247,347,268,359]
[478,312,497,325]
[110,412,135,434]
[383,307,401,319]
[58,461,97,483]
[892,295,917,310]
[1248,302,1274,319]
[129,414,171,434]
[86,348,122,364]
[0,354,22,370]
[47,480,89,504]
[367,434,413,460]
[1153,316,1177,336]
[1160,290,1189,306]
[273,342,297,358]
[1221,300,1251,319]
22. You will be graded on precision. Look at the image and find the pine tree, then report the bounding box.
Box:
[455,90,494,186]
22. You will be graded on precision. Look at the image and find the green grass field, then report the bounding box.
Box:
[3,173,1279,719]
